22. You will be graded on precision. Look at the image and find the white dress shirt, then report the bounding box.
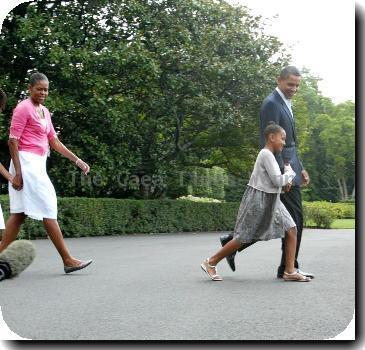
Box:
[276,87,293,118]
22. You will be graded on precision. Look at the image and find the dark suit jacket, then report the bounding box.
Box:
[259,89,304,186]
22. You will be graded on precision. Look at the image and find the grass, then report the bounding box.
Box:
[330,219,355,229]
[305,219,355,229]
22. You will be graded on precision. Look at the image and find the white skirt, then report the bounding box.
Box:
[9,151,57,220]
[0,204,5,229]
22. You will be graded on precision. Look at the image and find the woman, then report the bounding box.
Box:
[0,73,92,273]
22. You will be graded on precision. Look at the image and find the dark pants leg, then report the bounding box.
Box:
[237,241,256,252]
[278,186,303,276]
[223,235,256,252]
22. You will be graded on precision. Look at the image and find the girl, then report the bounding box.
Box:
[201,122,311,282]
[0,89,16,234]
[0,73,92,273]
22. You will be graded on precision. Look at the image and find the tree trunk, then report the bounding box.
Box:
[337,178,345,201]
[351,185,355,200]
[342,177,348,201]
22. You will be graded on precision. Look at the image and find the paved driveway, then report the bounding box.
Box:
[0,229,355,340]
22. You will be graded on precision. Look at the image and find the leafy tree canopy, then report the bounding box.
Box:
[0,0,289,198]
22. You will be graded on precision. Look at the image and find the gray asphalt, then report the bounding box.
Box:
[0,229,354,340]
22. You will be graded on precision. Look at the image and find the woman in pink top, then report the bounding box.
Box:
[0,73,92,273]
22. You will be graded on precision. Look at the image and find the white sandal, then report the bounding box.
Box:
[283,270,311,282]
[200,258,223,281]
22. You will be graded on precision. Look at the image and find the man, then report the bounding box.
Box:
[220,66,314,279]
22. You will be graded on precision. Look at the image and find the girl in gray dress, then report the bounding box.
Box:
[200,122,311,282]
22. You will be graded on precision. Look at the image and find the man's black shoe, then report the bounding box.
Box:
[220,234,236,272]
[277,266,285,279]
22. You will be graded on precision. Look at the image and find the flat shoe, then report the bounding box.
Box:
[283,270,311,282]
[64,260,93,274]
[200,258,223,281]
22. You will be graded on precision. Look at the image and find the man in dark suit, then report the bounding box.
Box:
[220,66,314,279]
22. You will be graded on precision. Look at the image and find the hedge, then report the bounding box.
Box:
[0,196,355,238]
[0,195,238,239]
[303,201,355,228]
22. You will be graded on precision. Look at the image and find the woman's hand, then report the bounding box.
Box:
[12,173,23,191]
[75,158,90,175]
[49,138,90,176]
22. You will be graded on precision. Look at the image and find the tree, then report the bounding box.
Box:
[0,0,289,198]
[295,71,354,201]
[319,102,355,201]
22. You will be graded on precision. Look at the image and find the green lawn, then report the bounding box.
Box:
[331,219,355,229]
[305,219,355,229]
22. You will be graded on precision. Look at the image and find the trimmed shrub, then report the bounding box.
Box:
[330,202,355,219]
[0,194,353,239]
[0,195,238,239]
[303,201,355,228]
[177,195,224,203]
[303,204,336,229]
[180,166,228,200]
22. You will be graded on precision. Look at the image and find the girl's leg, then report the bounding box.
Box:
[43,218,81,267]
[283,227,310,281]
[205,239,243,277]
[284,227,297,274]
[0,213,26,252]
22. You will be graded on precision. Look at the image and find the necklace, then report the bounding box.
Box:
[35,106,45,119]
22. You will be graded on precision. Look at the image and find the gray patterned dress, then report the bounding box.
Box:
[233,149,296,244]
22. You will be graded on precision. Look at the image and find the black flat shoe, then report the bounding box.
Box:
[220,234,236,272]
[277,267,284,279]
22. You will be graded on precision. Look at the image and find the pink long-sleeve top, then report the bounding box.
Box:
[9,98,57,156]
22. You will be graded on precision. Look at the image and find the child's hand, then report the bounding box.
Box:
[284,163,293,173]
[8,175,14,184]
[283,183,292,192]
